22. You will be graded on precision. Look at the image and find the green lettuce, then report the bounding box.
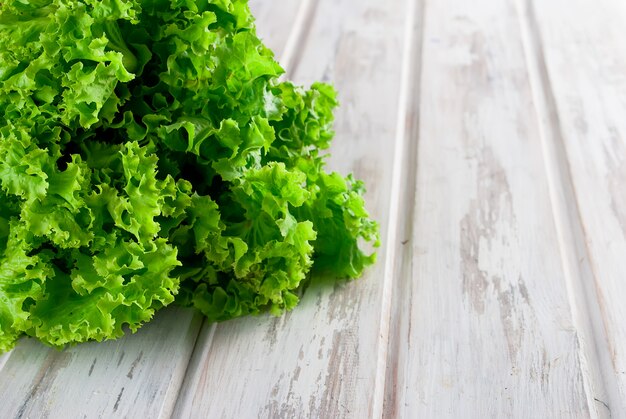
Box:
[0,0,379,353]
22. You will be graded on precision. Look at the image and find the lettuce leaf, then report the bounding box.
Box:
[0,0,379,352]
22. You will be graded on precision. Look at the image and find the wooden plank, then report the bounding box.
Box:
[528,0,626,415]
[0,307,202,419]
[172,0,407,417]
[384,0,595,416]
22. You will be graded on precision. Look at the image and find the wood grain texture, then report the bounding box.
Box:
[529,0,626,416]
[384,0,594,417]
[0,307,202,419]
[173,0,406,417]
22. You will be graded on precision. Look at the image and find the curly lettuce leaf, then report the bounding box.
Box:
[0,0,379,352]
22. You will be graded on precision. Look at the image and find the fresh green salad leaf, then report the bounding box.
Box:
[0,0,379,353]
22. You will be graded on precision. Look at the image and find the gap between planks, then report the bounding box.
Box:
[515,0,618,416]
[278,0,319,77]
[167,320,217,418]
[377,0,424,416]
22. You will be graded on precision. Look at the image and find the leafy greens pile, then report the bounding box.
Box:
[0,0,378,353]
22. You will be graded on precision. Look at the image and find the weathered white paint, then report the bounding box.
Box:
[384,0,594,417]
[0,307,202,419]
[529,0,626,416]
[172,0,407,417]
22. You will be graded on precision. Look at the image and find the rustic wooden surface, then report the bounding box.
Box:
[1,0,626,417]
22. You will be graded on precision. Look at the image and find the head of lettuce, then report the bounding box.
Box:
[0,0,379,353]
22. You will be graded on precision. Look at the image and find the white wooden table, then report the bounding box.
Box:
[2,0,626,417]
